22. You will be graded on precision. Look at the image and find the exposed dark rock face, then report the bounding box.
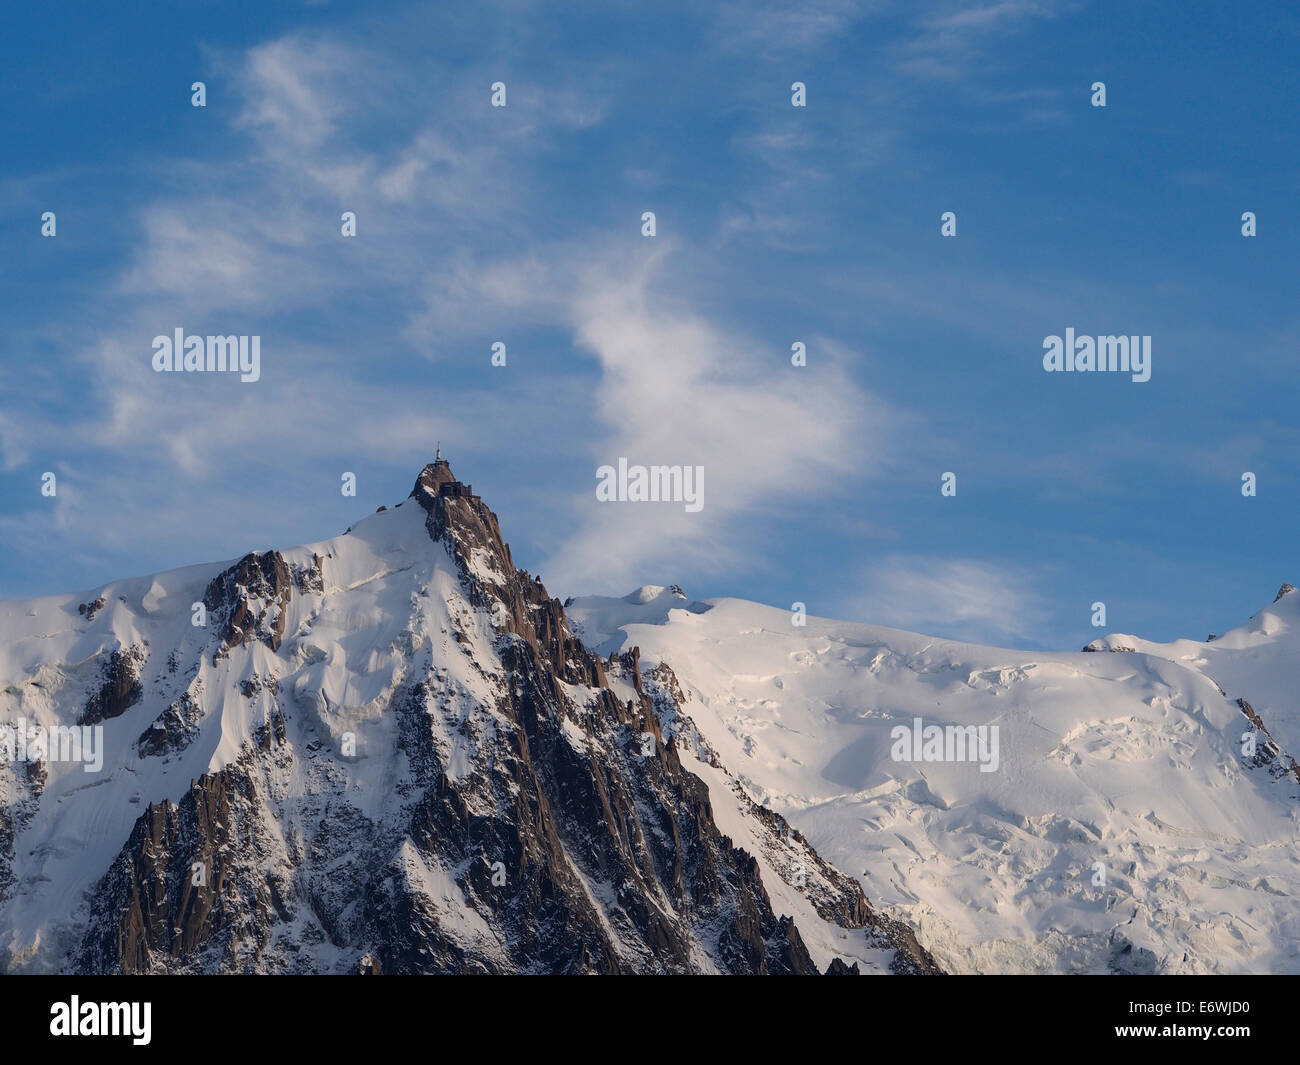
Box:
[1236,698,1300,784]
[0,763,44,910]
[77,761,291,973]
[0,819,12,907]
[64,458,941,975]
[412,460,606,690]
[137,689,204,758]
[1274,584,1295,603]
[77,596,106,621]
[293,554,325,594]
[203,551,293,659]
[80,645,147,725]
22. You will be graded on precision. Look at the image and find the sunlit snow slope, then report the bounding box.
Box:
[567,585,1300,974]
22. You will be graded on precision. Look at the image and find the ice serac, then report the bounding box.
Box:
[2,457,936,975]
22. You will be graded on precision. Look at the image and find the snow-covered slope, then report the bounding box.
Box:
[0,460,935,975]
[566,585,712,656]
[566,588,1300,974]
[1086,584,1300,768]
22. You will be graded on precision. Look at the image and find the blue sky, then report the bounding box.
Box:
[1,0,1296,650]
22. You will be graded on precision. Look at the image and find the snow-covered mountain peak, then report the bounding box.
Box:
[564,586,713,656]
[624,585,686,604]
[5,458,1293,975]
[0,462,936,975]
[1084,582,1300,768]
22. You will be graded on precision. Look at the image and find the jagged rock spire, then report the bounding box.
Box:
[412,452,457,497]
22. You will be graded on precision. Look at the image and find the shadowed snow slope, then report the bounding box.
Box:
[566,588,1300,974]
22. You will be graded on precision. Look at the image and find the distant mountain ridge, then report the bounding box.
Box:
[566,583,1300,973]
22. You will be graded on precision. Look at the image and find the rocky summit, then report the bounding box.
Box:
[0,458,938,975]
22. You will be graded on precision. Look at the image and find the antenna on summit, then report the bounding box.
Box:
[436,442,442,461]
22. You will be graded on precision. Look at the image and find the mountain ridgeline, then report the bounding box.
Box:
[1,458,938,975]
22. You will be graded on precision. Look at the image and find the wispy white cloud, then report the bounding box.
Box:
[542,244,900,592]
[709,0,881,57]
[842,555,1050,646]
[0,24,914,600]
[0,31,600,586]
[894,0,1071,82]
[236,37,358,151]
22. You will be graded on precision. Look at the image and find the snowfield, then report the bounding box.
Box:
[567,585,1300,974]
